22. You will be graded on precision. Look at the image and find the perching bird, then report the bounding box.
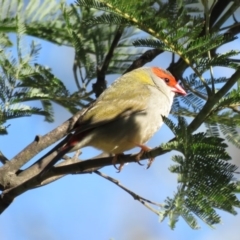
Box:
[58,66,186,169]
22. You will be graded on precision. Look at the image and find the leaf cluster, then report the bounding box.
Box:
[160,117,240,229]
[0,0,240,231]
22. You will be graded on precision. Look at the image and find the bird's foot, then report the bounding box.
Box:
[112,154,125,172]
[136,144,154,169]
[146,157,155,169]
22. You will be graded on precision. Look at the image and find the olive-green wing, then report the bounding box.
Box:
[74,78,152,133]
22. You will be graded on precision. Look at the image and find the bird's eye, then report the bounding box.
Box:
[164,78,170,83]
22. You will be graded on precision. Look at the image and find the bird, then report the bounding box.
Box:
[58,66,186,169]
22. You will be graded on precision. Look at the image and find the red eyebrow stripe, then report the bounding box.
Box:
[152,67,177,87]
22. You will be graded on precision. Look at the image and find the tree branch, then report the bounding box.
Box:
[168,0,237,83]
[188,68,240,133]
[212,1,240,32]
[0,146,170,214]
[0,108,88,175]
[93,26,124,97]
[94,170,162,215]
[124,48,163,74]
[16,134,73,179]
[47,147,169,177]
[180,78,208,100]
[73,53,83,90]
[29,150,82,188]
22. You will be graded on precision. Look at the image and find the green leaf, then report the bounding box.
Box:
[160,117,240,229]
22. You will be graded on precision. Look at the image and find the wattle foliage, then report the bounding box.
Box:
[0,0,240,229]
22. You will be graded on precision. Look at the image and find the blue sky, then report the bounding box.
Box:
[1,1,240,240]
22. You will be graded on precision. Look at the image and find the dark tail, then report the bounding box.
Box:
[20,134,74,177]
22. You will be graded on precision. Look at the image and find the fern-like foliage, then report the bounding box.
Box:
[0,0,145,133]
[0,0,83,45]
[0,39,74,133]
[203,88,240,145]
[0,7,89,134]
[74,1,240,228]
[62,2,145,90]
[0,0,239,231]
[77,1,237,73]
[159,117,240,229]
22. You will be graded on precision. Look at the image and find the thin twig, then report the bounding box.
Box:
[73,53,82,90]
[94,170,162,214]
[202,0,215,93]
[93,26,124,97]
[188,68,240,133]
[180,78,208,100]
[220,22,240,31]
[124,48,163,74]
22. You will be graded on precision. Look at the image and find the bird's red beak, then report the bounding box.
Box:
[171,83,187,96]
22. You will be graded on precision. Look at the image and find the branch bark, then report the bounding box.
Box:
[93,26,124,97]
[0,107,89,190]
[124,48,163,74]
[0,146,170,214]
[1,0,239,218]
[188,68,240,133]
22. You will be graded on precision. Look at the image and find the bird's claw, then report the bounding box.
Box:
[113,162,125,172]
[146,158,155,169]
[112,154,125,172]
[135,150,145,166]
[136,144,155,169]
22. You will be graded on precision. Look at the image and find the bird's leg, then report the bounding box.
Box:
[136,144,154,169]
[112,153,125,172]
